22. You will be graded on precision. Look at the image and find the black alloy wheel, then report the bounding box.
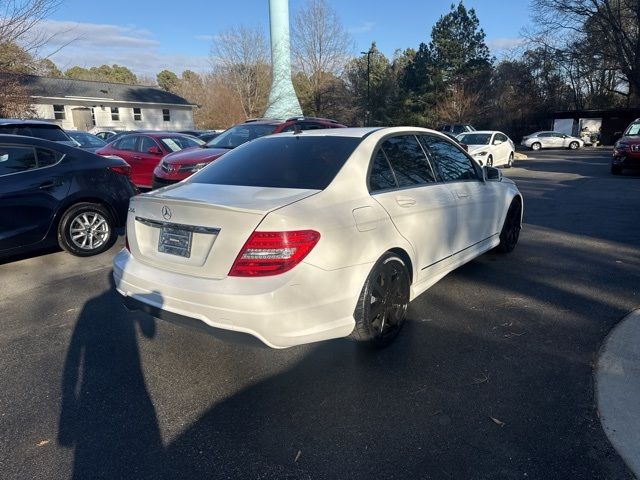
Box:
[350,253,410,347]
[497,198,522,253]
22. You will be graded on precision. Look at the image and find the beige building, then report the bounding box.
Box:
[4,73,196,132]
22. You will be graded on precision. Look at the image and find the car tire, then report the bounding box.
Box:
[531,142,541,151]
[569,141,580,150]
[487,155,493,167]
[497,197,522,254]
[506,152,514,168]
[57,202,117,257]
[611,164,622,175]
[349,252,410,348]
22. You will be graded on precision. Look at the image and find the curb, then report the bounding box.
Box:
[595,309,640,478]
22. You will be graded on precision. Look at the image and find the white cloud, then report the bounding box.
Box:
[348,21,375,35]
[25,19,208,76]
[486,37,526,51]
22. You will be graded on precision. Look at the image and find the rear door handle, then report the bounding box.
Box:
[132,155,142,160]
[396,196,416,207]
[38,179,62,189]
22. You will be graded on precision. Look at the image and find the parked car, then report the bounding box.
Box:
[521,131,583,151]
[0,119,78,147]
[197,131,221,143]
[65,130,107,153]
[440,124,475,135]
[96,132,204,188]
[457,131,515,167]
[443,132,468,151]
[0,135,135,258]
[94,130,124,141]
[152,117,347,188]
[611,118,640,175]
[115,127,523,348]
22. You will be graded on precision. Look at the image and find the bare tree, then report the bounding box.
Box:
[531,0,640,105]
[435,82,482,124]
[210,25,271,119]
[291,0,352,116]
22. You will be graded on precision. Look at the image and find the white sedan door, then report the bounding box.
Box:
[369,135,458,280]
[492,133,511,165]
[419,134,502,252]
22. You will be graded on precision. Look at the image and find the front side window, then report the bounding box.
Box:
[111,107,120,121]
[369,149,397,192]
[495,133,508,143]
[419,135,480,182]
[138,136,158,153]
[191,136,360,190]
[162,109,170,122]
[53,105,65,120]
[380,135,436,187]
[133,107,142,121]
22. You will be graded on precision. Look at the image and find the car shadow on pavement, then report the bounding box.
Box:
[58,275,165,480]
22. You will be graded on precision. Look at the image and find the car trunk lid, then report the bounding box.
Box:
[127,183,318,279]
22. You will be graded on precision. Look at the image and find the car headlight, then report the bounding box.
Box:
[473,151,488,157]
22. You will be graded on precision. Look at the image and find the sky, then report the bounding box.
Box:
[36,0,534,77]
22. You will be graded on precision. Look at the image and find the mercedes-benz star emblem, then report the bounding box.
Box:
[161,206,172,220]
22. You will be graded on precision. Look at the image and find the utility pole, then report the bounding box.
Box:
[360,49,374,127]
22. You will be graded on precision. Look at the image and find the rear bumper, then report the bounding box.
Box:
[113,249,372,348]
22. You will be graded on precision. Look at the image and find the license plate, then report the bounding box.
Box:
[158,226,193,258]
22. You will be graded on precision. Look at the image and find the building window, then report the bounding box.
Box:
[53,105,65,120]
[90,107,96,126]
[111,107,120,121]
[162,109,170,122]
[133,107,142,121]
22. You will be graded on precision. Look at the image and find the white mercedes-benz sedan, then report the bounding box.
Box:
[114,127,523,348]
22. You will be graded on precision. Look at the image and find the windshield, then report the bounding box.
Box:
[0,124,71,142]
[67,131,106,148]
[206,124,278,149]
[624,122,640,136]
[457,133,491,145]
[191,135,361,190]
[160,136,205,152]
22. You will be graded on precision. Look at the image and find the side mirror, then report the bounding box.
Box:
[493,139,503,145]
[483,166,502,182]
[148,146,162,155]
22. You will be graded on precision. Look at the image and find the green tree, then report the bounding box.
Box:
[65,66,91,80]
[35,58,63,77]
[157,69,180,92]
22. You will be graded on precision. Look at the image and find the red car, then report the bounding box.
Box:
[96,132,204,188]
[612,118,640,174]
[152,117,347,188]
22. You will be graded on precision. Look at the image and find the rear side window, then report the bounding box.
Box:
[0,124,70,142]
[380,135,436,187]
[138,136,158,153]
[114,136,137,151]
[191,136,360,190]
[0,145,62,176]
[419,135,480,182]
[369,149,397,191]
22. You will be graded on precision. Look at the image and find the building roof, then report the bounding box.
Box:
[0,72,194,107]
[553,108,640,119]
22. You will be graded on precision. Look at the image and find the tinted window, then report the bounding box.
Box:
[114,136,137,151]
[0,146,37,175]
[0,124,70,142]
[192,136,360,190]
[495,133,508,143]
[139,136,158,153]
[369,149,397,191]
[207,124,278,149]
[381,135,436,187]
[36,148,63,167]
[419,135,480,182]
[67,131,106,148]
[538,132,553,138]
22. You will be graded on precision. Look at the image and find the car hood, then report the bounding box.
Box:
[467,145,490,154]
[163,147,230,165]
[619,136,640,145]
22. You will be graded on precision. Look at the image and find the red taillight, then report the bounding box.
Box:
[109,165,131,177]
[229,230,321,277]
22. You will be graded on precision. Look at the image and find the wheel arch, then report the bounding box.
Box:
[51,196,121,238]
[387,247,414,284]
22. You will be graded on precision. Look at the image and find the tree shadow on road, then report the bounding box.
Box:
[58,275,165,479]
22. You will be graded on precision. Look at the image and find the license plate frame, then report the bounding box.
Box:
[158,225,193,258]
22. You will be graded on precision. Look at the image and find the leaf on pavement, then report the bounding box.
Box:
[490,416,506,427]
[294,450,301,463]
[36,440,50,447]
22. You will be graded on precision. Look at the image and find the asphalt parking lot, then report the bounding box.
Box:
[1,148,639,480]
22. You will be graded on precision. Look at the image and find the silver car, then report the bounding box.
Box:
[521,131,584,151]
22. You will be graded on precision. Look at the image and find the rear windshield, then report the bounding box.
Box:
[191,135,361,190]
[67,131,106,148]
[0,124,70,142]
